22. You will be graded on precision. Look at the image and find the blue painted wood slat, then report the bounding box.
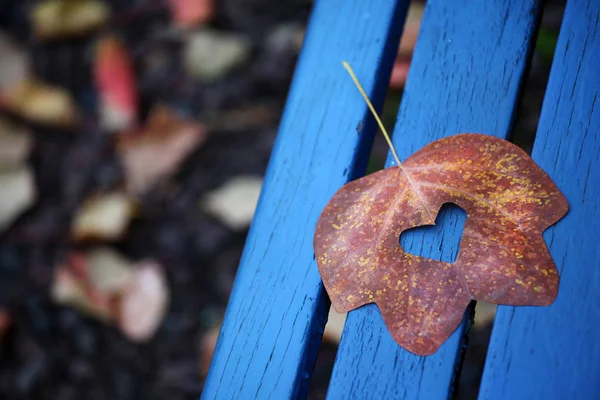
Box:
[479,1,600,399]
[201,1,410,398]
[327,1,542,399]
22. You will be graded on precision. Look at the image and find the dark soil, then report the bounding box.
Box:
[0,1,312,399]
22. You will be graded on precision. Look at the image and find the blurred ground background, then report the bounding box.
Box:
[0,0,563,399]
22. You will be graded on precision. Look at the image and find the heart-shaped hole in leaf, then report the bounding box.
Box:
[399,202,467,264]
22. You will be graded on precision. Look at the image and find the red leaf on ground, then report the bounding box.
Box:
[314,134,568,355]
[389,60,410,89]
[166,0,214,28]
[94,36,137,131]
[52,250,170,342]
[52,250,132,321]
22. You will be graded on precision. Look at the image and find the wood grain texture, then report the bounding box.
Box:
[327,1,541,398]
[479,1,600,398]
[201,1,410,398]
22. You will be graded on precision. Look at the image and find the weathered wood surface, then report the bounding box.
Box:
[201,1,409,398]
[327,1,542,398]
[479,1,600,398]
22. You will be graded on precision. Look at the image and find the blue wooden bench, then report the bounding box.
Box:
[202,0,600,398]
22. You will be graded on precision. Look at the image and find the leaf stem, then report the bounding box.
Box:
[342,61,402,167]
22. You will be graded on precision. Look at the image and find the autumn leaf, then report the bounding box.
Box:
[118,105,206,195]
[0,79,78,127]
[0,34,78,127]
[119,260,169,342]
[0,117,32,169]
[51,249,169,342]
[72,191,136,241]
[0,166,36,232]
[0,32,30,92]
[390,2,422,89]
[201,176,263,230]
[94,36,138,131]
[52,250,133,322]
[166,0,214,29]
[31,0,110,40]
[0,118,36,232]
[185,30,251,82]
[314,134,568,355]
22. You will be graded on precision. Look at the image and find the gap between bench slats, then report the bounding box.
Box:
[327,1,542,399]
[479,1,600,398]
[201,1,410,398]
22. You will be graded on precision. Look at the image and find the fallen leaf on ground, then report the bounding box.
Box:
[94,36,138,131]
[323,307,347,344]
[86,248,136,292]
[119,260,169,342]
[0,166,36,232]
[167,0,214,28]
[0,118,33,168]
[0,79,77,127]
[314,134,568,355]
[31,0,110,40]
[52,264,111,320]
[390,62,411,90]
[0,117,35,232]
[0,32,30,92]
[201,176,263,230]
[266,23,305,53]
[72,191,136,241]
[185,29,251,81]
[390,3,423,89]
[398,3,424,59]
[51,249,169,342]
[118,105,207,195]
[51,249,133,321]
[474,301,497,327]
